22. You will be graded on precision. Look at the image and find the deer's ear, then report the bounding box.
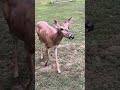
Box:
[54,20,60,28]
[65,17,72,24]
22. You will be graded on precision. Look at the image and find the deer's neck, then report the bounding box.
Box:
[52,30,63,46]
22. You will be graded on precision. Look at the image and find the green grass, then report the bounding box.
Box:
[35,0,85,44]
[86,0,120,41]
[35,0,85,90]
[86,0,120,89]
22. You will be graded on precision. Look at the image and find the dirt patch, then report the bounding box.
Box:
[35,43,85,86]
[86,33,120,89]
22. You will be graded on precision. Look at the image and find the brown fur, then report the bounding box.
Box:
[3,0,35,89]
[36,21,63,48]
[36,19,73,73]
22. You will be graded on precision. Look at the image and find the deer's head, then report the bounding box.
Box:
[54,17,74,40]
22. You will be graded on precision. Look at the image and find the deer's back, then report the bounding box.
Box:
[36,21,58,48]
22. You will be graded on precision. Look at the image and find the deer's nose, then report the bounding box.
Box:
[69,35,74,39]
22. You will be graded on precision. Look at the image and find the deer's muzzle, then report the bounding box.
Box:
[69,35,74,39]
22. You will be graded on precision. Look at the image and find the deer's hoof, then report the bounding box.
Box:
[40,56,43,59]
[45,63,47,66]
[57,70,61,74]
[45,61,48,66]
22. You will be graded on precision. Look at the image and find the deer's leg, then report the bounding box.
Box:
[45,48,50,66]
[55,46,61,73]
[39,41,44,59]
[40,48,43,59]
[4,15,19,77]
[25,50,34,90]
[13,41,19,78]
[12,35,19,78]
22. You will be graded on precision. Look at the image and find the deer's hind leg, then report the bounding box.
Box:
[40,48,43,59]
[45,48,50,66]
[13,37,19,78]
[39,41,44,60]
[10,33,19,78]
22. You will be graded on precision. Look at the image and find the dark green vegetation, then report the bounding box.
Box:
[35,0,85,90]
[86,0,120,89]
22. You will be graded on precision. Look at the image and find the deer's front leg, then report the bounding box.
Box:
[13,42,18,78]
[12,35,19,78]
[25,50,34,90]
[45,48,50,66]
[55,46,61,73]
[40,41,44,59]
[40,48,43,59]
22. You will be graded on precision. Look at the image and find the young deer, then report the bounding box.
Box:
[36,17,74,73]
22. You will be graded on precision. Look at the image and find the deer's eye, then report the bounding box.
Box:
[60,28,64,30]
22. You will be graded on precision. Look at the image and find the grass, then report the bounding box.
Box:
[0,1,30,89]
[35,0,85,90]
[86,0,120,89]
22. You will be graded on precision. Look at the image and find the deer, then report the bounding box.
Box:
[36,17,74,73]
[3,0,35,89]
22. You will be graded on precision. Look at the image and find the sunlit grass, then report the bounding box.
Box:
[35,0,85,90]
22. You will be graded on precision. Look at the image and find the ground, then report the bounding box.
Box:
[35,0,85,90]
[86,0,120,89]
[0,1,30,90]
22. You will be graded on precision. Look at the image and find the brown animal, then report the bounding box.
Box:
[36,17,74,73]
[3,0,35,89]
